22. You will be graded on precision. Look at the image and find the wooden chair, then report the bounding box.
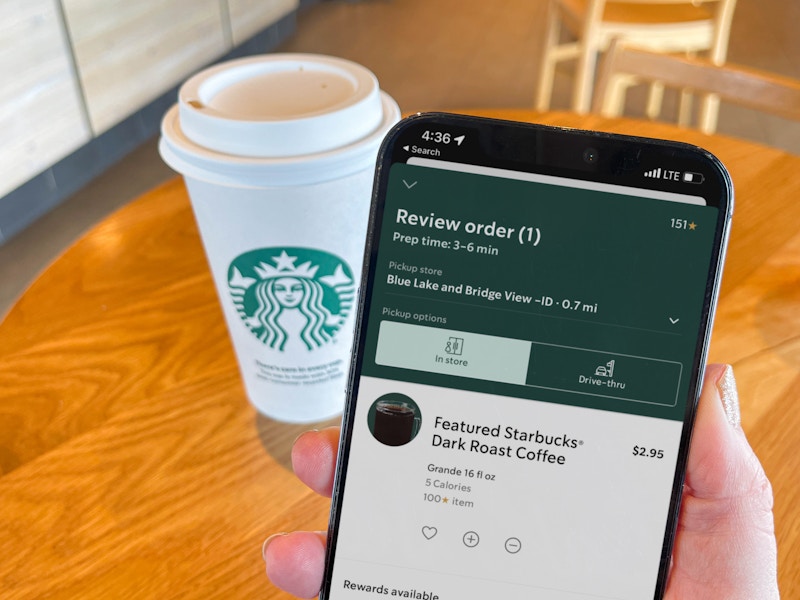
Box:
[535,0,737,118]
[593,40,800,133]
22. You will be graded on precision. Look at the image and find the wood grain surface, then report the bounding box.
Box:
[1,111,798,598]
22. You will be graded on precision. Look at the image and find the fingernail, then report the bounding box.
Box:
[262,532,288,562]
[715,364,741,428]
[292,428,319,446]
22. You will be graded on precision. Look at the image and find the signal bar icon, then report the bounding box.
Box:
[643,167,662,179]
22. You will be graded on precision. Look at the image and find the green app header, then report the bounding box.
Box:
[361,163,719,421]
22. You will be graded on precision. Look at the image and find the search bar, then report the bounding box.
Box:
[408,157,706,206]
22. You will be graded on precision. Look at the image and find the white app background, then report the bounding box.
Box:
[329,376,683,600]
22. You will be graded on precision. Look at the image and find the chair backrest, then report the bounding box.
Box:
[574,0,737,61]
[599,0,737,64]
[593,40,800,131]
[539,0,737,113]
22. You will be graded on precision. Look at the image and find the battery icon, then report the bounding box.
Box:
[683,171,704,184]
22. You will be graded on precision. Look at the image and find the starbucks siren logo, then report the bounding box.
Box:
[228,248,355,351]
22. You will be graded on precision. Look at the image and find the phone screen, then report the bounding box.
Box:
[322,113,732,600]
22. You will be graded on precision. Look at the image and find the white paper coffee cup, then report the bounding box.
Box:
[159,54,400,422]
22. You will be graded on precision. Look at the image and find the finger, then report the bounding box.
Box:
[263,531,327,599]
[684,364,772,504]
[292,426,340,497]
[668,364,778,599]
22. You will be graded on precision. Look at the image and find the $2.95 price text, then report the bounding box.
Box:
[632,445,664,459]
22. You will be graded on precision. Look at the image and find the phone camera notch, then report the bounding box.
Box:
[582,147,599,164]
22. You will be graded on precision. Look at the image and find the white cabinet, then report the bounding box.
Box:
[0,0,300,234]
[61,0,231,134]
[227,0,298,46]
[0,0,92,199]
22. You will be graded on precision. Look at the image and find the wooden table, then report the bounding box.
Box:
[1,111,798,598]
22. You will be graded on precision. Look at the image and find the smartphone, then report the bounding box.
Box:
[321,113,732,600]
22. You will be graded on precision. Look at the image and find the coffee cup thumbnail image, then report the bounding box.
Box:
[368,393,422,446]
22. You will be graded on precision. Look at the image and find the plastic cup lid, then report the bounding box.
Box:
[177,54,385,158]
[159,91,399,187]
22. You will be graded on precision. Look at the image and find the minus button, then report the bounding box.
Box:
[505,537,522,554]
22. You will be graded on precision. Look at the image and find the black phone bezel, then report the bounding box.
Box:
[320,112,733,600]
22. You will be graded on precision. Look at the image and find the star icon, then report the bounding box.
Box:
[442,497,449,503]
[229,267,256,289]
[688,222,697,230]
[272,250,298,271]
[320,264,353,287]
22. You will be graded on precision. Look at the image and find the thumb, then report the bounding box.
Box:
[684,364,769,502]
[668,364,778,599]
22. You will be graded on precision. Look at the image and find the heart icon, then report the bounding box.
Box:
[422,526,438,540]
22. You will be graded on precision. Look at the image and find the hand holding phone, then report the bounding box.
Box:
[266,114,776,600]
